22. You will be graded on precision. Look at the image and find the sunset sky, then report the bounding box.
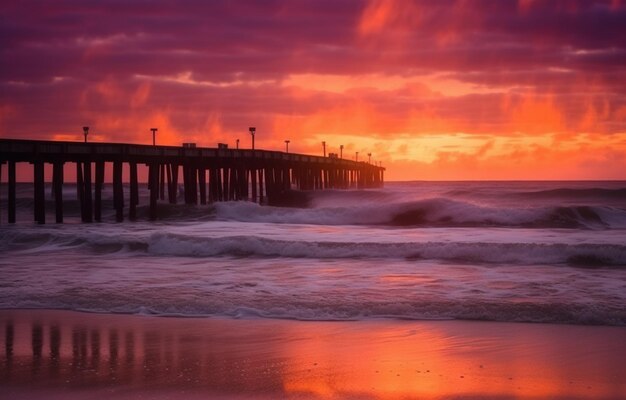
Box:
[1,0,625,180]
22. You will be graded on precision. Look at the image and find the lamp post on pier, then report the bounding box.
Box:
[249,127,256,150]
[83,126,89,143]
[355,152,359,162]
[322,141,326,157]
[340,145,344,159]
[151,128,158,146]
[368,153,372,163]
[285,140,290,153]
[236,139,239,149]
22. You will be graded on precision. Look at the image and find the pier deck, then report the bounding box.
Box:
[0,139,384,223]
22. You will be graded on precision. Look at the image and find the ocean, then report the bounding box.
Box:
[1,180,625,326]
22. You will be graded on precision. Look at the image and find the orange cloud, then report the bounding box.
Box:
[358,0,421,36]
[387,133,626,180]
[3,1,625,180]
[130,82,152,108]
[503,93,566,135]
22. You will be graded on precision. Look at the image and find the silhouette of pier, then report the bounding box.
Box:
[0,139,384,223]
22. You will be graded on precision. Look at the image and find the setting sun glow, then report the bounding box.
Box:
[1,0,625,180]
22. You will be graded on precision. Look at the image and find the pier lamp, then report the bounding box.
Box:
[151,128,158,146]
[236,139,240,149]
[368,153,372,163]
[249,127,256,149]
[322,141,326,157]
[340,145,344,159]
[285,140,290,153]
[82,126,89,143]
[356,151,359,162]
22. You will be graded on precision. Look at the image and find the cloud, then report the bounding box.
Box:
[1,0,625,179]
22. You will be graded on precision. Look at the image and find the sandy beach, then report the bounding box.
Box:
[1,309,624,399]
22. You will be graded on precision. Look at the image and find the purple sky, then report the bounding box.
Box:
[2,0,626,179]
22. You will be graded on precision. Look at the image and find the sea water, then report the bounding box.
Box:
[1,181,625,325]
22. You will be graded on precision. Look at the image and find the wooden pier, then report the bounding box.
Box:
[0,139,384,223]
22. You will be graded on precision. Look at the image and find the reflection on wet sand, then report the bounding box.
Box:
[1,310,289,396]
[1,310,625,399]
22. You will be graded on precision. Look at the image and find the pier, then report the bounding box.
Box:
[0,139,384,223]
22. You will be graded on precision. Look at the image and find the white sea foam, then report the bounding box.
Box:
[213,198,626,229]
[145,233,626,266]
[1,255,624,325]
[2,226,625,266]
[2,181,626,325]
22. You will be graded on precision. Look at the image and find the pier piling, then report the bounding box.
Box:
[94,161,104,222]
[113,161,124,222]
[129,162,138,221]
[83,162,93,223]
[8,161,16,223]
[33,161,45,224]
[53,162,64,223]
[149,163,158,221]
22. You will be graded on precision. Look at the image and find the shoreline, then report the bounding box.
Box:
[2,309,625,399]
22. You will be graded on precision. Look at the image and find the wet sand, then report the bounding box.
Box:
[1,309,625,399]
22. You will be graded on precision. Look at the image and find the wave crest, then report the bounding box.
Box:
[145,233,626,266]
[214,198,626,229]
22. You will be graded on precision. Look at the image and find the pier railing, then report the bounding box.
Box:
[0,139,384,223]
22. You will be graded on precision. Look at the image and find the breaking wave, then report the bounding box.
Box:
[2,229,625,266]
[213,198,626,229]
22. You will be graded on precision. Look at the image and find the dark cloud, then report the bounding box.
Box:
[2,1,624,82]
[1,0,625,144]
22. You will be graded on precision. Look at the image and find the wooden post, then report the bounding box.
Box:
[113,161,124,222]
[159,164,165,200]
[76,162,85,221]
[228,168,236,201]
[209,168,218,202]
[216,168,223,201]
[53,162,64,223]
[185,166,196,204]
[231,168,239,201]
[258,168,264,204]
[223,168,230,201]
[264,167,273,204]
[182,165,191,205]
[94,161,104,222]
[171,164,179,204]
[284,167,291,191]
[238,168,245,201]
[198,168,207,205]
[166,163,172,204]
[34,161,45,224]
[182,164,188,204]
[149,163,158,221]
[237,168,244,201]
[206,168,212,202]
[83,162,92,223]
[8,161,16,223]
[166,164,174,204]
[192,167,198,204]
[276,167,283,193]
[251,169,257,203]
[129,162,138,221]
